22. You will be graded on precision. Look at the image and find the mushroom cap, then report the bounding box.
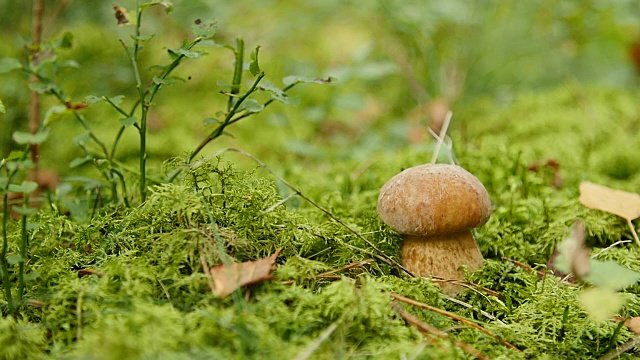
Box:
[377,164,492,236]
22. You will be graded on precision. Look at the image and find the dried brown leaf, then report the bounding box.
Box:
[625,317,640,334]
[579,181,640,221]
[209,249,281,298]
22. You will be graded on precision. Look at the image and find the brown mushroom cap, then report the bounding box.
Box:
[377,164,492,236]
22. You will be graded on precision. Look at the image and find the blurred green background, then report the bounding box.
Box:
[1,0,639,180]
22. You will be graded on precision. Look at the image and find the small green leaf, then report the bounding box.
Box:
[6,151,25,161]
[175,48,202,59]
[108,95,125,105]
[152,76,176,86]
[131,34,155,42]
[84,95,103,104]
[0,58,22,74]
[9,181,38,194]
[7,254,25,265]
[12,129,49,145]
[238,99,264,113]
[249,46,261,76]
[73,133,91,146]
[57,32,74,48]
[58,60,80,68]
[69,156,91,168]
[192,19,217,39]
[13,206,37,216]
[203,118,221,125]
[119,116,137,127]
[24,271,40,281]
[28,82,58,94]
[27,222,40,231]
[141,0,173,13]
[0,99,4,113]
[585,260,640,290]
[44,105,68,126]
[578,287,625,322]
[283,75,334,86]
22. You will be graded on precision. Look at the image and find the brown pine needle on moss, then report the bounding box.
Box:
[391,302,489,360]
[389,293,521,352]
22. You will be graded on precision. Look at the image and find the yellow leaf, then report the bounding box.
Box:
[579,181,640,221]
[578,287,625,322]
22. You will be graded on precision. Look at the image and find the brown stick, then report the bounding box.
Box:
[391,302,489,360]
[29,0,45,179]
[390,293,521,352]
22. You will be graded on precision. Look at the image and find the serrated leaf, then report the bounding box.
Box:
[119,116,137,127]
[175,48,201,59]
[44,105,68,126]
[249,46,261,76]
[579,287,625,322]
[69,157,91,168]
[84,95,103,104]
[152,76,175,86]
[28,82,58,94]
[585,260,640,290]
[238,99,264,113]
[259,81,286,97]
[13,206,37,216]
[0,58,22,74]
[7,254,25,265]
[203,117,221,125]
[9,181,38,194]
[192,18,217,39]
[579,181,640,221]
[283,75,334,86]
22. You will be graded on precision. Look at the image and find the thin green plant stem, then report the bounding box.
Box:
[17,194,28,305]
[1,192,14,311]
[188,73,266,163]
[228,37,244,111]
[1,147,29,312]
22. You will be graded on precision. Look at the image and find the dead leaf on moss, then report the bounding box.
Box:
[551,220,590,279]
[625,317,640,334]
[209,249,281,298]
[579,181,640,221]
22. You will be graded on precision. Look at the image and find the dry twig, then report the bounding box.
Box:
[391,302,489,360]
[390,293,520,352]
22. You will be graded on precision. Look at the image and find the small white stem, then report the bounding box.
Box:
[430,110,452,164]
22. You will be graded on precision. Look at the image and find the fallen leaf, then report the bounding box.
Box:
[77,268,105,278]
[579,287,625,322]
[209,249,281,298]
[625,317,640,334]
[579,181,640,221]
[552,220,590,279]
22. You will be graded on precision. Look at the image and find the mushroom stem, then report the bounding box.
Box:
[402,231,484,295]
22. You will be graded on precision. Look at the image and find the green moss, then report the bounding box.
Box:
[3,85,640,359]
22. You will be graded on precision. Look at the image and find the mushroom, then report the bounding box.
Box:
[377,164,492,295]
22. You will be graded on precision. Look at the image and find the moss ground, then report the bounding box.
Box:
[2,85,639,359]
